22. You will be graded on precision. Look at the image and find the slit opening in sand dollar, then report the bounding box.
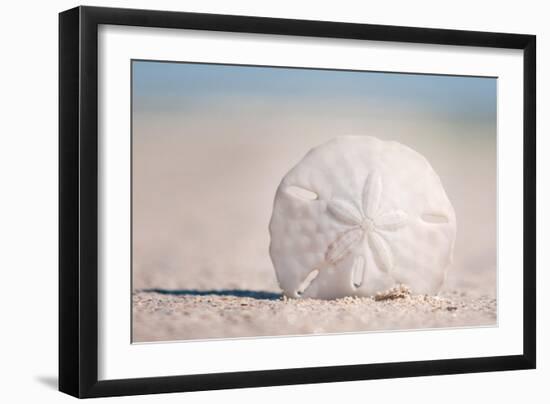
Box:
[296,269,320,296]
[285,185,318,201]
[421,212,449,224]
[352,256,365,288]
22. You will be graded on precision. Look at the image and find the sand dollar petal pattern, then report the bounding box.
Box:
[269,136,457,299]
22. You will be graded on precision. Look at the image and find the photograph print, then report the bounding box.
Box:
[131,60,497,343]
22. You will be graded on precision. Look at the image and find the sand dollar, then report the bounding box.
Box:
[269,136,456,299]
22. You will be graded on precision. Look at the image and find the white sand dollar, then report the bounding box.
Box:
[269,136,456,299]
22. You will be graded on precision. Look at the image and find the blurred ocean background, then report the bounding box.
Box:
[132,60,496,297]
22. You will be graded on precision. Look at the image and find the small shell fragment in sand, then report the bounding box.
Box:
[374,284,412,301]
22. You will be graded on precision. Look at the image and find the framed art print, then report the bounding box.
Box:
[59,6,536,398]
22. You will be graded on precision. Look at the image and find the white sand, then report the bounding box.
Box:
[133,288,496,342]
[132,130,496,343]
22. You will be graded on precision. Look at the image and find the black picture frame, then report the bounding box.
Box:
[59,5,536,398]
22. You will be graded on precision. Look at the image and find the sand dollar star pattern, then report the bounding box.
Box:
[325,170,408,281]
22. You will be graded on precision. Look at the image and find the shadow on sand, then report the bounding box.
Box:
[139,288,282,300]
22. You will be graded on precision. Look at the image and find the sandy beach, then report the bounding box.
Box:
[131,131,497,343]
[132,288,496,342]
[131,64,497,343]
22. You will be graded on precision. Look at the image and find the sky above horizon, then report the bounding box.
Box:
[132,60,496,128]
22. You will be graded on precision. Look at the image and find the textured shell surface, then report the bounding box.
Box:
[269,136,456,299]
